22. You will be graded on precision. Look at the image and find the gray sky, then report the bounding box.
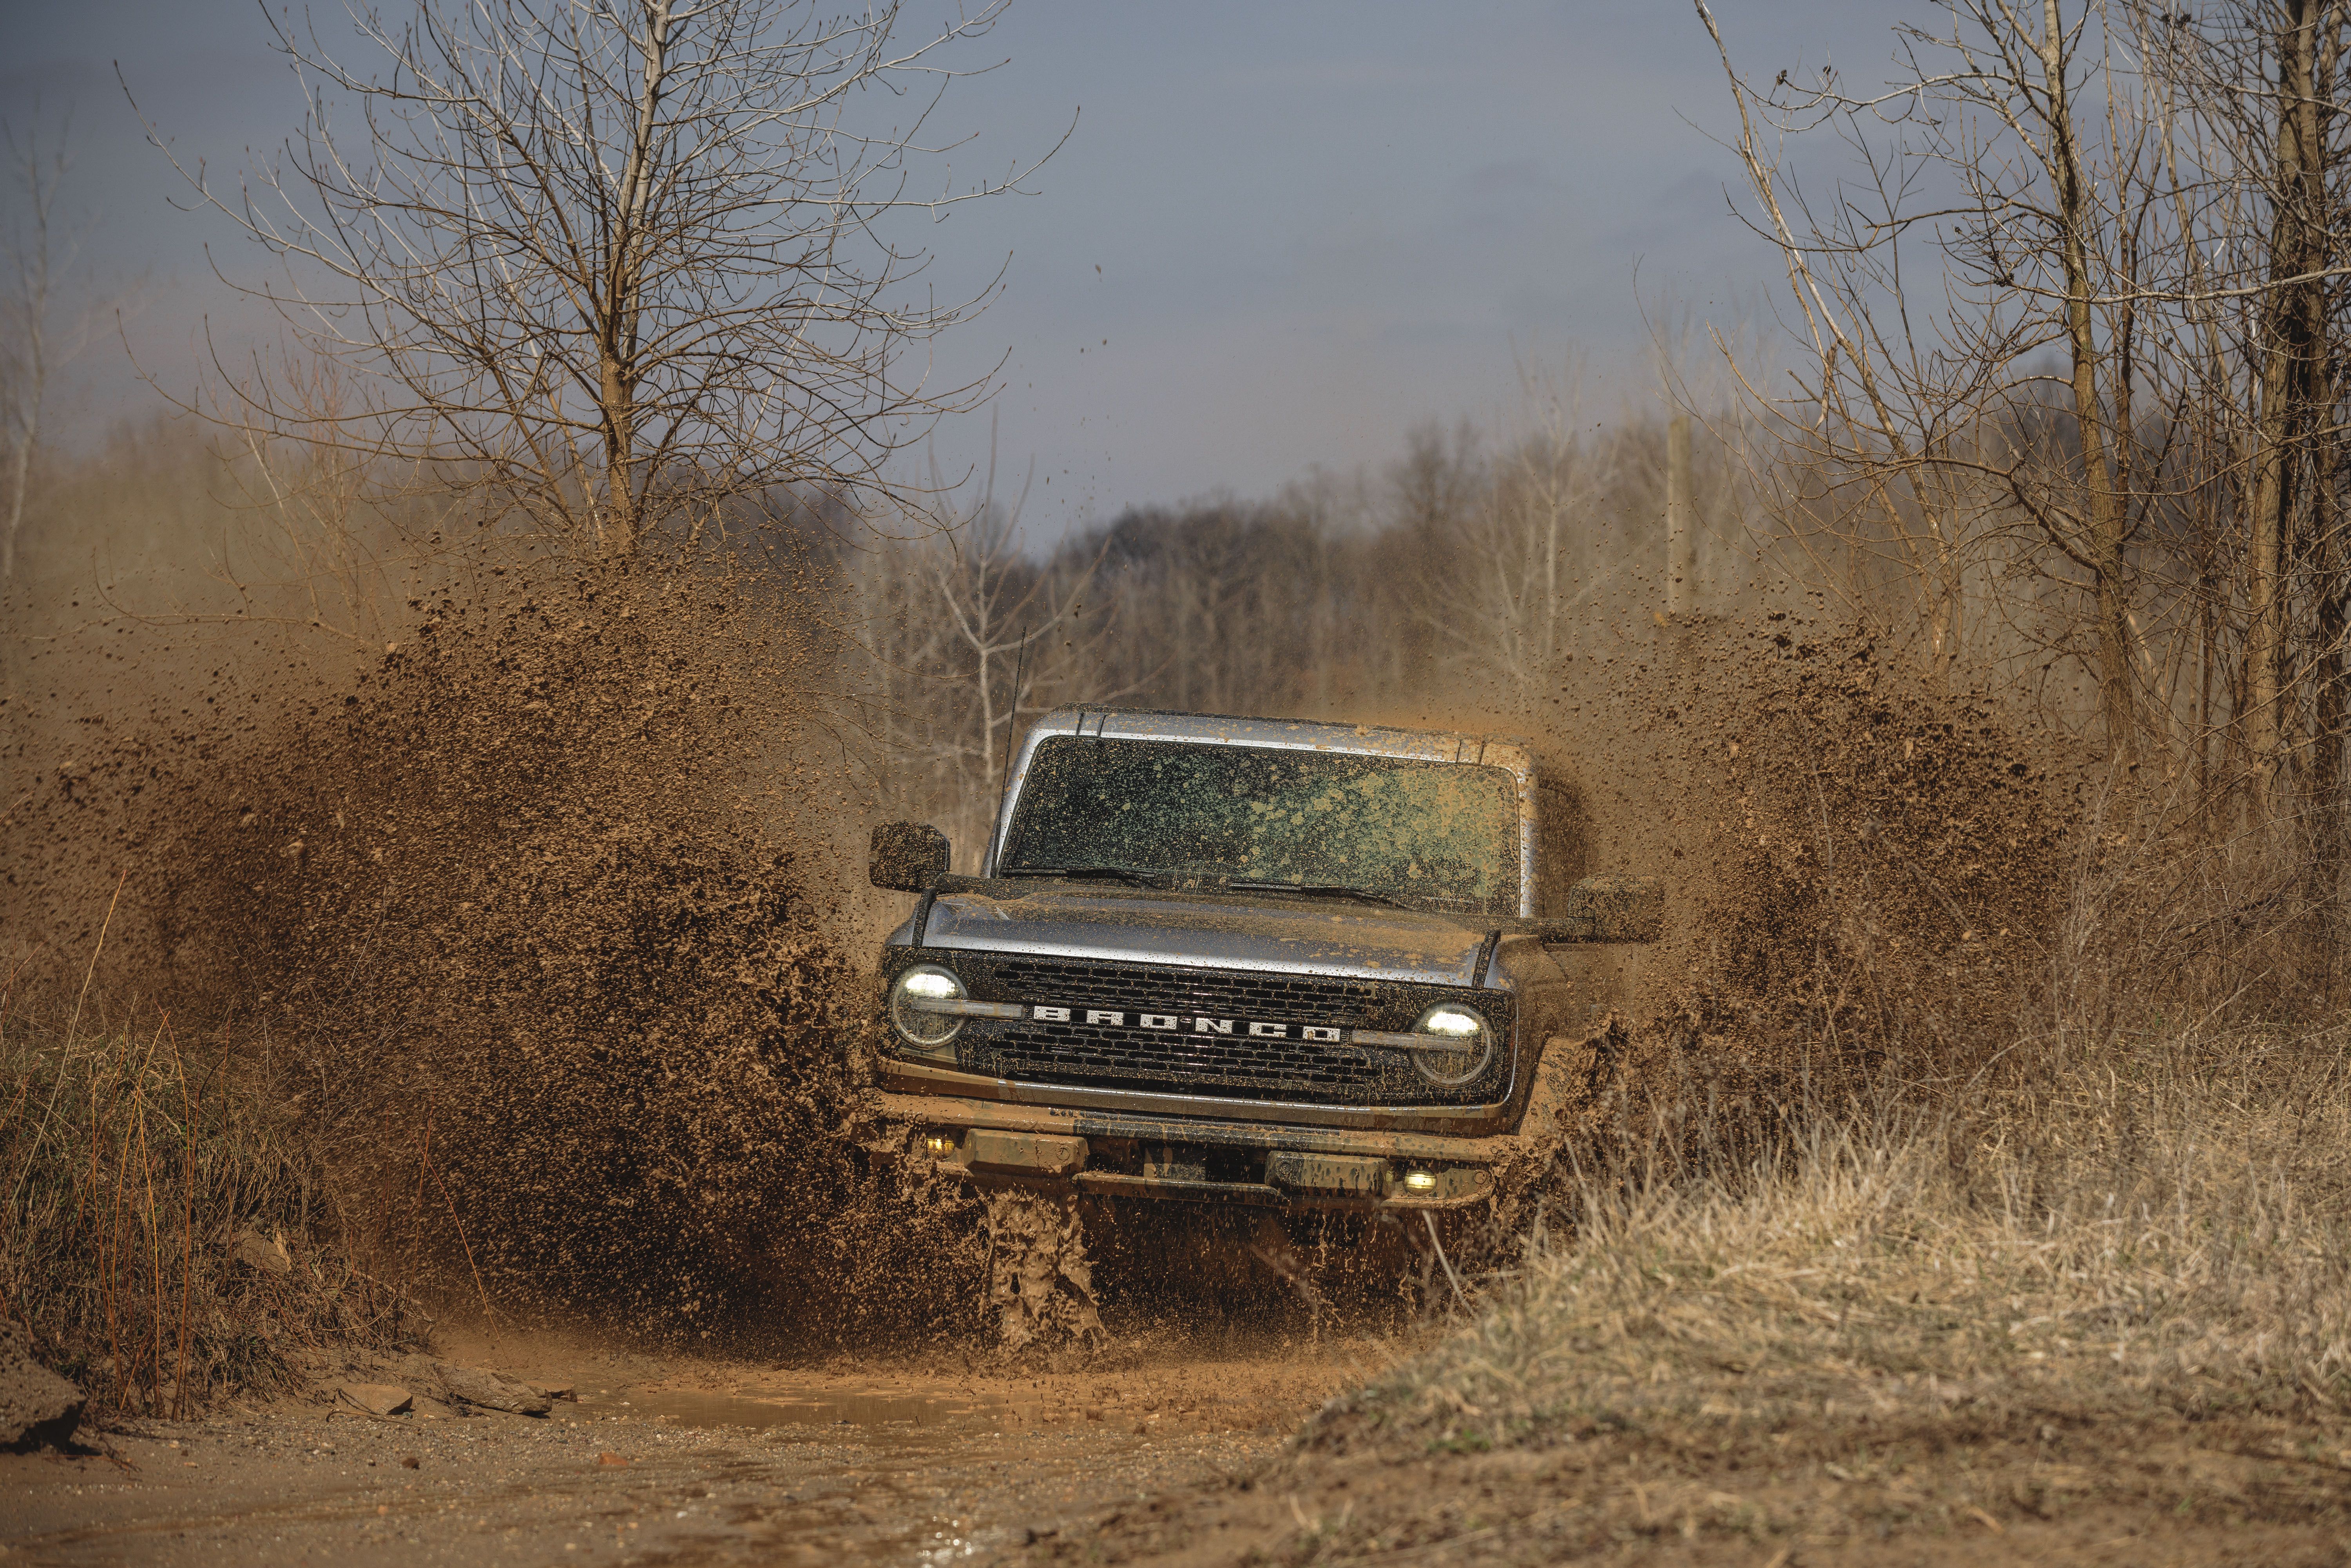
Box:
[1,0,1880,536]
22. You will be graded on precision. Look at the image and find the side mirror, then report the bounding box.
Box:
[869,822,950,891]
[1520,875,1665,943]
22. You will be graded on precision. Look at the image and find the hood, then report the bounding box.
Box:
[916,884,1496,988]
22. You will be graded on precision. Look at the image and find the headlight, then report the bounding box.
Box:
[1407,1003,1491,1086]
[891,964,967,1050]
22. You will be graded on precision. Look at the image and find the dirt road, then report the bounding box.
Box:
[0,1333,1371,1566]
[21,1325,2351,1567]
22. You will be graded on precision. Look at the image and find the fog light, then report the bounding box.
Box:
[1402,1169,1438,1193]
[924,1133,956,1158]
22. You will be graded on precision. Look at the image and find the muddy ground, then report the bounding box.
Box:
[0,1328,1365,1566]
[1022,1411,2351,1567]
[11,1327,2351,1567]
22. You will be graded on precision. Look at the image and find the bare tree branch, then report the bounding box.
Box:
[125,0,1064,557]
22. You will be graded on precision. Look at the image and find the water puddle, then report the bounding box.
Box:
[572,1382,1021,1433]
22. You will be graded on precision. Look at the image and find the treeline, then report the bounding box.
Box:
[839,406,1750,864]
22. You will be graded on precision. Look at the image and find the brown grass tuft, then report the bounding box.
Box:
[1315,1023,2351,1461]
[0,990,424,1416]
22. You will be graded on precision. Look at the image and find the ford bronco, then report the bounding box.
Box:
[865,709,1659,1213]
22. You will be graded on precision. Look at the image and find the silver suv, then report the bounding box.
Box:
[865,708,1659,1212]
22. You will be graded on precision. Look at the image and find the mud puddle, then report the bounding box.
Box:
[0,1340,1383,1566]
[575,1382,1013,1434]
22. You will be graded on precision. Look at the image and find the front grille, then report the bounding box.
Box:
[988,1018,1390,1100]
[987,958,1389,1024]
[931,952,1512,1106]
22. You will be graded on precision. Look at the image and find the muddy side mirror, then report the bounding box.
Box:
[869,822,950,891]
[1520,875,1665,943]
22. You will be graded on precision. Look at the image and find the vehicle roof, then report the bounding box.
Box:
[1031,706,1535,770]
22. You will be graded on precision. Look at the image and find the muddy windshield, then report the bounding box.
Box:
[1001,737,1520,914]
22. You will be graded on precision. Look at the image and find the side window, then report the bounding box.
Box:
[1535,779,1589,918]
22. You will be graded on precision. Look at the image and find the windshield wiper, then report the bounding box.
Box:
[999,864,1172,887]
[1227,880,1411,909]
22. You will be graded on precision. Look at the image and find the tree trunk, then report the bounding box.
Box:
[1665,414,1695,616]
[2247,0,2324,809]
[2313,460,2345,899]
[600,353,639,556]
[2042,0,2135,757]
[594,0,672,559]
[2302,6,2347,927]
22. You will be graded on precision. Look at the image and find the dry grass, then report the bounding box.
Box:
[0,972,424,1417]
[1021,1036,2351,1568]
[1316,1026,2351,1459]
[1002,1028,2351,1564]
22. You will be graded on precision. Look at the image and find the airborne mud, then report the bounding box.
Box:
[4,559,1014,1412]
[1636,621,2068,1077]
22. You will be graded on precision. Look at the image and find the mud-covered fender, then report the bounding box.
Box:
[1515,1019,1615,1144]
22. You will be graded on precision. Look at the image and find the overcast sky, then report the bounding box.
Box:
[2,0,1882,539]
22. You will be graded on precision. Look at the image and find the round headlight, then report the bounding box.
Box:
[1409,1003,1491,1086]
[890,964,967,1050]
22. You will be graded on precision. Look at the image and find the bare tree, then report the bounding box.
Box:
[134,0,1056,558]
[1418,389,1622,692]
[2147,2,2351,810]
[1,116,75,590]
[841,450,1120,867]
[1694,0,2231,759]
[201,364,413,654]
[1693,0,2351,843]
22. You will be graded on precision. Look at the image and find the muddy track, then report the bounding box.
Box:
[0,1332,1377,1566]
[19,1336,2351,1568]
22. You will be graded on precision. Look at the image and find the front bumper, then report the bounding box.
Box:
[865,1032,1598,1211]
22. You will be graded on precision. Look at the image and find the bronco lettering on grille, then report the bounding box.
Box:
[1023,1004,1351,1045]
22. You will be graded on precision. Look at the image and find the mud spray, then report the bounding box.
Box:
[1472,612,2079,1245]
[4,568,2086,1389]
[4,557,994,1369]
